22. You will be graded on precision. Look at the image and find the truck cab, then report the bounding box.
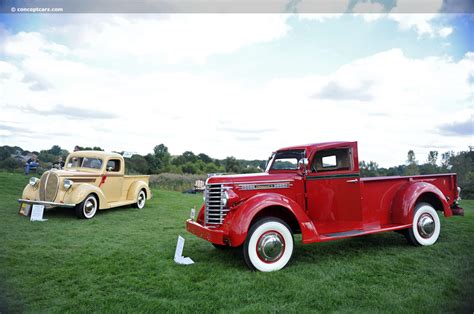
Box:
[186,141,462,272]
[19,151,151,219]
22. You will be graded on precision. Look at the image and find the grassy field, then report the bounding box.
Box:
[0,172,473,313]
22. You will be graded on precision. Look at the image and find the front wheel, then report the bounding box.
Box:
[133,190,146,209]
[242,218,294,272]
[75,194,98,219]
[405,202,440,246]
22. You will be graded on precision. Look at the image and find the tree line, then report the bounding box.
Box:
[359,148,473,198]
[0,144,265,175]
[0,144,472,198]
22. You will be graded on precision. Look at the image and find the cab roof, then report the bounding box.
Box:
[277,141,357,152]
[68,150,123,159]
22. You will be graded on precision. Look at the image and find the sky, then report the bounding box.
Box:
[0,1,473,167]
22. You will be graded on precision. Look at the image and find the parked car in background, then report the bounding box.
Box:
[186,141,463,272]
[19,151,151,219]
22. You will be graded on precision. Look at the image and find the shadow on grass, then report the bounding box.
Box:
[43,204,138,219]
[184,231,411,271]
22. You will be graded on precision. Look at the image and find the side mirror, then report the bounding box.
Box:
[298,158,309,173]
[107,166,113,172]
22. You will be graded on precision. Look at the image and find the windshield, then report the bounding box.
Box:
[267,150,305,171]
[66,157,103,170]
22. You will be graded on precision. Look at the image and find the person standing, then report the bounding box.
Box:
[24,154,39,175]
[53,156,65,169]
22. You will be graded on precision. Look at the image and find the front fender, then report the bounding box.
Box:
[63,184,108,209]
[126,181,152,201]
[391,181,451,224]
[22,184,39,200]
[223,193,319,247]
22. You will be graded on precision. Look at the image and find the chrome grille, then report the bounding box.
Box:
[39,172,59,202]
[204,184,229,225]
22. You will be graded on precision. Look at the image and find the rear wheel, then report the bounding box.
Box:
[242,217,294,272]
[75,194,98,219]
[133,190,146,209]
[405,202,440,246]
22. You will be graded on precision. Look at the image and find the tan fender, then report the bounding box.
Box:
[127,181,152,201]
[63,184,108,209]
[22,184,39,200]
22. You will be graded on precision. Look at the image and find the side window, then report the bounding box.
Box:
[106,159,121,172]
[312,148,352,172]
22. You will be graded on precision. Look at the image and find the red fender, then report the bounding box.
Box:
[391,181,452,224]
[221,193,319,247]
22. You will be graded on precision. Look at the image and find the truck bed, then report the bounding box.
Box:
[360,173,458,226]
[122,175,150,199]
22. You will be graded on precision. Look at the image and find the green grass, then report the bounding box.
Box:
[0,172,473,313]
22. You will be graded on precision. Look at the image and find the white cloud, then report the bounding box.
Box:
[0,15,471,167]
[350,0,451,38]
[2,31,69,58]
[35,14,289,64]
[438,26,453,38]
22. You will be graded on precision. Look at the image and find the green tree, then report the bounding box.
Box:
[441,151,454,169]
[198,153,212,164]
[224,156,241,173]
[182,151,197,163]
[48,145,62,155]
[0,147,10,161]
[125,155,150,174]
[359,161,380,177]
[181,162,198,174]
[151,144,171,173]
[427,151,438,165]
[404,150,419,175]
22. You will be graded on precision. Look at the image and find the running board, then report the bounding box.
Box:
[319,224,412,242]
[107,200,135,208]
[324,230,365,238]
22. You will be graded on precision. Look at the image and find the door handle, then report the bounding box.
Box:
[346,179,359,183]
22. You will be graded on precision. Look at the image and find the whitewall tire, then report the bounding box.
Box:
[134,190,146,209]
[405,202,440,246]
[75,194,98,219]
[243,218,294,272]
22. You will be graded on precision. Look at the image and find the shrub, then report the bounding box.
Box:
[0,157,22,170]
[149,173,207,191]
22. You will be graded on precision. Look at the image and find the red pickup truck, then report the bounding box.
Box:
[186,141,463,272]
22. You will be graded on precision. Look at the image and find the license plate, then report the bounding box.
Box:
[18,203,32,217]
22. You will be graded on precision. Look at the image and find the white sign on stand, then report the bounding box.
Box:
[174,235,194,265]
[30,205,47,222]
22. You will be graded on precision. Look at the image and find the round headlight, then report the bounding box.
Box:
[221,191,229,207]
[29,177,39,186]
[63,179,73,190]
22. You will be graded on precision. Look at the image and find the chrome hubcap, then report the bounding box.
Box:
[417,213,435,238]
[85,199,96,214]
[138,193,145,207]
[257,232,285,262]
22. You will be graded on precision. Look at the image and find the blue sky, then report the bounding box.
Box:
[0,10,472,166]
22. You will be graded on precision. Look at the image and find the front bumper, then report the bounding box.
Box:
[18,199,76,208]
[186,219,226,245]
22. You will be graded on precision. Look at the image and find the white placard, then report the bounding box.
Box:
[30,205,47,222]
[174,235,194,265]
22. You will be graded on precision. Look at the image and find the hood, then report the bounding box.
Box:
[42,169,102,178]
[207,172,297,185]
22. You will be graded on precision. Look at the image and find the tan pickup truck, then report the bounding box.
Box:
[19,151,152,219]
